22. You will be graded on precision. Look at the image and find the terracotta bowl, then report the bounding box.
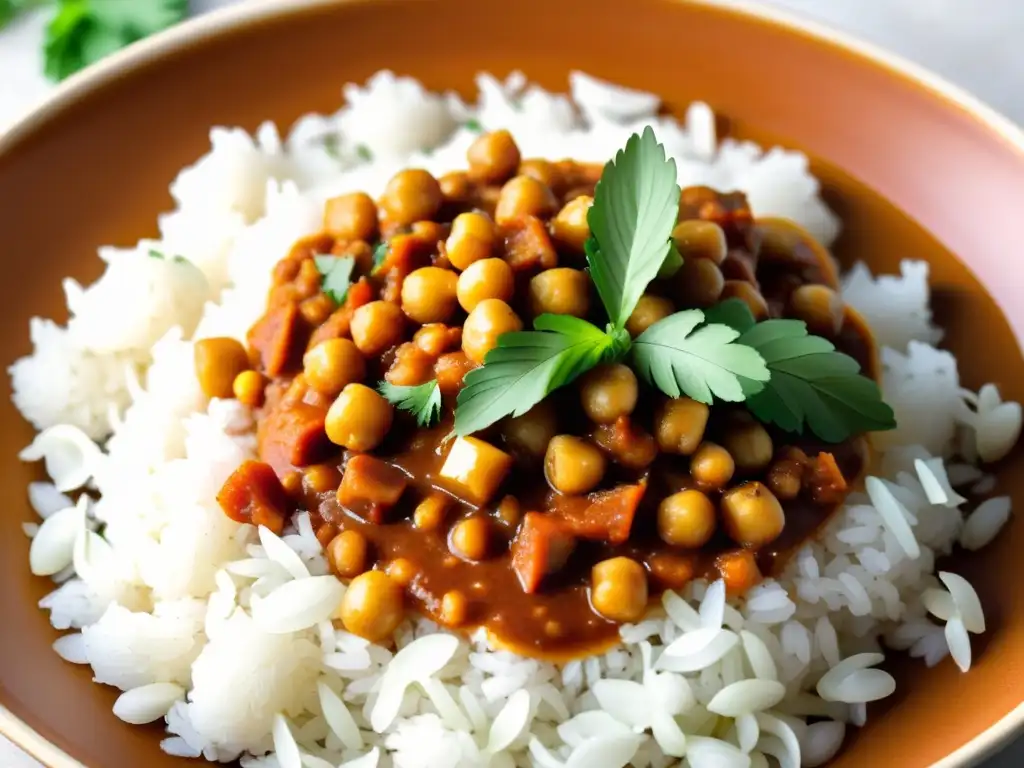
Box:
[1,0,1023,766]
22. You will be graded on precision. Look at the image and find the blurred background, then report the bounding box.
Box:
[1,0,1022,766]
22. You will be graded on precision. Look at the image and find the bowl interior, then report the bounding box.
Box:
[1,0,1023,766]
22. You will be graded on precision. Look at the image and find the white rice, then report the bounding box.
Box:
[12,70,1021,768]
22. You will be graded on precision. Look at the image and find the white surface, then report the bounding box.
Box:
[1,1,1022,766]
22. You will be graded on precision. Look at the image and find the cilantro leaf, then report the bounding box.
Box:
[378,380,443,428]
[631,310,770,404]
[702,298,758,334]
[43,0,187,82]
[464,118,483,132]
[313,254,355,304]
[737,319,896,442]
[586,126,680,329]
[370,241,389,274]
[455,314,614,436]
[0,0,42,29]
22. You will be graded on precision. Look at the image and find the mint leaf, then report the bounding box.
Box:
[586,126,680,329]
[631,310,770,404]
[737,319,896,442]
[455,315,614,436]
[313,254,355,304]
[378,380,443,428]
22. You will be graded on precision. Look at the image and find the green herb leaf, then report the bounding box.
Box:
[586,126,681,329]
[378,380,443,428]
[356,144,373,162]
[736,319,896,442]
[631,310,770,404]
[656,242,684,279]
[702,298,758,334]
[323,134,341,160]
[148,248,165,260]
[43,0,187,82]
[313,254,355,304]
[455,315,614,436]
[370,241,389,274]
[0,0,42,29]
[464,118,483,132]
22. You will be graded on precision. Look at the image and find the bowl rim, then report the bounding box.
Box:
[1,0,1022,766]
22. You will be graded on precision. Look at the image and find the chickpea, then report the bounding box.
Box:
[380,169,442,226]
[467,130,521,184]
[528,268,591,318]
[414,324,462,357]
[590,557,648,622]
[300,294,335,326]
[414,494,450,531]
[323,192,378,242]
[518,158,560,189]
[325,383,394,451]
[281,470,303,496]
[789,284,844,337]
[439,170,471,201]
[450,515,491,561]
[400,266,459,324]
[626,294,674,337]
[545,435,607,495]
[722,422,774,473]
[350,300,405,356]
[445,211,497,271]
[233,369,266,407]
[673,258,724,308]
[551,196,593,252]
[767,459,803,501]
[386,557,417,587]
[304,464,340,494]
[671,220,727,265]
[440,590,469,627]
[580,364,638,424]
[457,258,514,312]
[689,442,735,489]
[494,175,558,225]
[462,299,523,363]
[327,529,369,578]
[194,337,249,399]
[721,481,786,548]
[655,398,710,455]
[303,338,366,396]
[658,490,717,548]
[339,570,404,642]
[721,281,769,320]
[502,400,558,459]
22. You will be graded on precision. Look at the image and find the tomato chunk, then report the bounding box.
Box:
[257,401,331,474]
[557,482,646,545]
[217,460,291,534]
[502,216,557,272]
[248,302,300,377]
[338,454,409,524]
[511,512,576,594]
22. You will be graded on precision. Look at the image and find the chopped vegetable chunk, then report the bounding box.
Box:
[438,436,513,507]
[216,460,290,535]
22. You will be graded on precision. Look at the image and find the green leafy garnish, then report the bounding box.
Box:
[378,380,443,428]
[454,315,617,436]
[43,0,187,82]
[464,118,483,132]
[586,126,681,330]
[706,298,895,441]
[631,310,770,404]
[370,242,389,274]
[323,134,341,160]
[0,0,43,28]
[313,254,355,304]
[356,144,373,162]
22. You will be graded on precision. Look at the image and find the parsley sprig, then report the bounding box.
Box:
[454,127,761,436]
[378,380,443,428]
[706,299,896,441]
[0,0,188,82]
[313,254,355,304]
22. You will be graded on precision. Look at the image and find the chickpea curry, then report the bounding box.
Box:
[206,127,895,660]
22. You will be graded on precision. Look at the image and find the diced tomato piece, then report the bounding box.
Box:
[591,417,657,470]
[511,513,576,594]
[257,402,331,474]
[808,451,848,504]
[338,455,409,524]
[558,482,646,545]
[715,549,762,595]
[217,460,291,534]
[248,302,300,377]
[502,216,557,272]
[647,552,697,591]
